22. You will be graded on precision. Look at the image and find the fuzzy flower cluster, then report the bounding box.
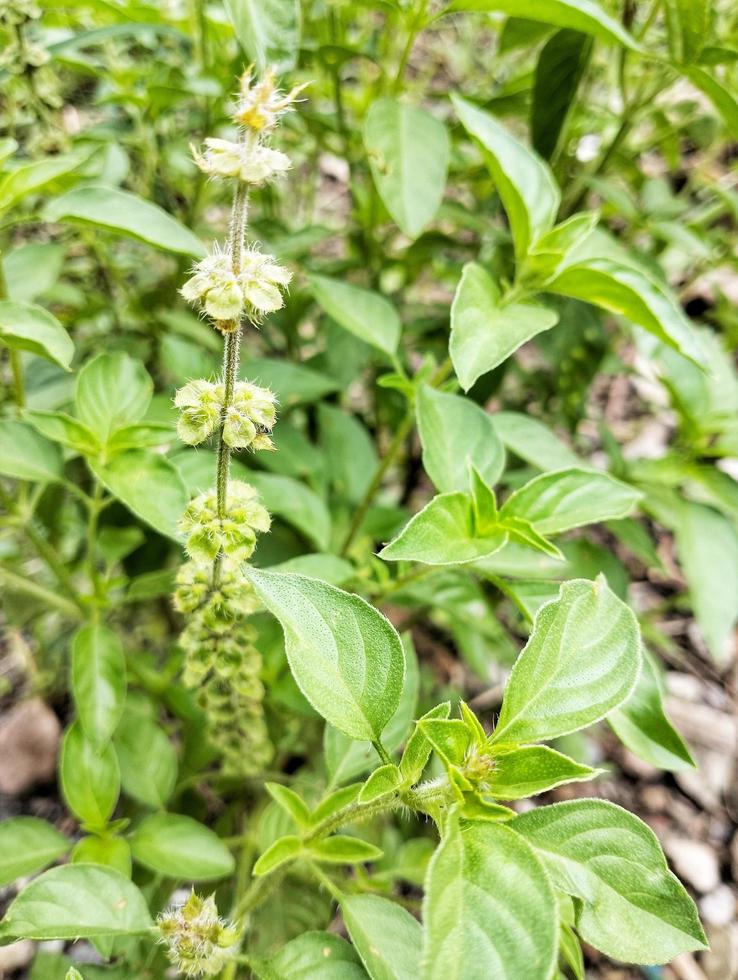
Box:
[180,245,291,328]
[174,558,261,629]
[157,892,237,978]
[175,378,277,450]
[179,480,270,563]
[192,137,291,185]
[233,67,308,133]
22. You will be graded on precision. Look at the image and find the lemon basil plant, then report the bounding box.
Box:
[0,1,727,974]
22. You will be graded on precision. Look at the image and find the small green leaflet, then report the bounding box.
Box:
[486,745,599,799]
[60,722,120,829]
[0,818,69,887]
[491,577,641,744]
[71,624,126,748]
[364,99,450,240]
[75,352,152,443]
[246,569,405,740]
[0,301,74,370]
[512,800,707,963]
[421,816,558,979]
[491,410,582,470]
[450,263,558,390]
[130,812,235,881]
[452,95,560,261]
[0,420,62,483]
[416,384,505,492]
[251,931,367,979]
[309,273,401,356]
[342,893,422,980]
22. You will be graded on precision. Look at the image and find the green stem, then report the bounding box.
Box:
[86,478,105,604]
[0,565,83,619]
[9,350,25,411]
[372,738,393,767]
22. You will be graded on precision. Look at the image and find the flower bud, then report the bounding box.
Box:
[174,380,223,446]
[192,137,291,185]
[157,891,237,977]
[179,481,270,562]
[174,559,261,626]
[222,381,277,451]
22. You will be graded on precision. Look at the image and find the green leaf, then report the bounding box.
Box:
[244,357,340,406]
[90,450,188,541]
[24,411,100,457]
[450,263,558,390]
[71,625,126,748]
[130,812,235,881]
[0,864,152,940]
[114,712,177,809]
[43,186,205,257]
[491,577,640,744]
[531,30,592,160]
[683,66,738,141]
[491,411,582,470]
[60,722,120,829]
[419,718,471,766]
[359,764,404,804]
[0,420,62,483]
[512,800,707,963]
[400,703,451,784]
[224,0,301,72]
[265,783,311,829]
[253,835,302,877]
[379,492,508,565]
[3,242,65,303]
[609,651,695,771]
[253,931,367,979]
[0,301,74,370]
[364,99,450,239]
[548,257,703,364]
[486,745,599,799]
[308,836,383,865]
[71,836,131,877]
[0,818,69,887]
[447,0,640,49]
[416,384,505,493]
[309,274,401,356]
[500,467,641,534]
[247,569,405,741]
[422,816,558,980]
[667,0,711,64]
[0,150,90,211]
[673,501,738,663]
[75,352,151,443]
[248,472,331,552]
[319,404,379,504]
[451,95,560,261]
[342,894,422,980]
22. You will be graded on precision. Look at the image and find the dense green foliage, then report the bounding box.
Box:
[1,0,737,976]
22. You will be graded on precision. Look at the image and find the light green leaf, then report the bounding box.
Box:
[60,722,120,829]
[43,186,205,257]
[683,66,738,140]
[248,472,331,552]
[548,257,703,364]
[399,703,451,784]
[364,99,450,239]
[319,404,379,504]
[244,357,340,406]
[673,501,738,663]
[24,411,100,457]
[75,352,151,443]
[114,712,177,809]
[450,263,558,390]
[667,0,710,64]
[130,812,235,881]
[512,800,707,963]
[0,150,90,211]
[308,836,383,865]
[342,894,422,980]
[71,836,131,877]
[253,835,302,877]
[246,569,405,741]
[500,468,641,534]
[0,301,74,370]
[448,0,640,49]
[609,651,695,771]
[0,818,69,887]
[224,0,301,72]
[451,95,560,260]
[0,420,62,483]
[487,745,598,799]
[325,633,419,786]
[309,274,401,356]
[90,450,187,541]
[265,783,311,829]
[416,384,505,492]
[0,864,152,940]
[491,411,581,470]
[358,764,403,804]
[270,553,354,586]
[71,625,126,748]
[253,931,367,979]
[491,577,640,744]
[3,243,64,303]
[421,816,558,980]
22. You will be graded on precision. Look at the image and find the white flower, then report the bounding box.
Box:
[192,138,291,185]
[180,247,291,325]
[233,67,308,132]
